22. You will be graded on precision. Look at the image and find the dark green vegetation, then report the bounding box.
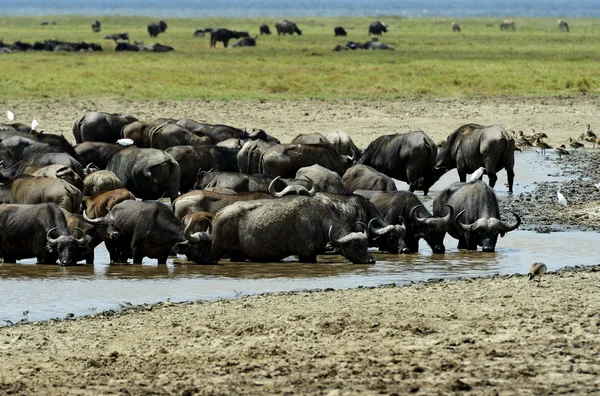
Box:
[0,16,598,99]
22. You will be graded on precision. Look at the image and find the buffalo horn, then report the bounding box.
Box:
[55,166,71,178]
[268,176,283,197]
[410,205,428,224]
[442,204,454,224]
[500,211,521,232]
[46,227,60,244]
[368,218,384,236]
[303,176,316,195]
[328,225,340,245]
[83,210,103,224]
[183,221,200,242]
[73,227,87,244]
[455,209,473,232]
[84,163,99,175]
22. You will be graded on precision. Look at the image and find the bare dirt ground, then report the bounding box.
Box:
[1,266,600,395]
[1,96,599,147]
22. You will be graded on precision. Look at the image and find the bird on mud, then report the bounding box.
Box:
[6,110,14,121]
[470,167,486,182]
[528,262,547,283]
[534,138,552,155]
[557,187,567,207]
[568,137,584,149]
[595,181,600,191]
[31,119,39,131]
[554,144,570,159]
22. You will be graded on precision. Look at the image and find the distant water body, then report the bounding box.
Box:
[2,0,598,18]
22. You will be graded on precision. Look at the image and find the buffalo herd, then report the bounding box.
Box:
[0,111,521,266]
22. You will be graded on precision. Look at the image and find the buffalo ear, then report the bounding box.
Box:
[172,241,188,254]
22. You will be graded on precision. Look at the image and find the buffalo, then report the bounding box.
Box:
[325,131,360,157]
[82,170,123,197]
[121,121,156,148]
[260,144,354,178]
[83,188,136,219]
[211,196,374,263]
[296,165,347,194]
[106,200,216,264]
[72,111,137,144]
[210,29,250,48]
[433,124,516,193]
[500,20,516,31]
[369,21,388,36]
[104,32,129,42]
[106,147,180,202]
[290,132,332,148]
[233,36,257,47]
[92,20,101,33]
[149,121,212,150]
[260,24,271,35]
[26,164,83,191]
[358,131,437,195]
[433,182,520,252]
[342,164,397,193]
[176,119,277,144]
[237,139,272,174]
[275,20,302,35]
[9,175,83,213]
[62,210,120,264]
[194,170,275,193]
[182,211,214,234]
[148,20,168,37]
[0,203,86,265]
[173,189,269,219]
[74,142,124,169]
[334,26,347,37]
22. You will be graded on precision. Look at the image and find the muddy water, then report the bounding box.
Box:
[0,151,595,324]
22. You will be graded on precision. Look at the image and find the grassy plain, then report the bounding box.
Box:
[0,16,599,100]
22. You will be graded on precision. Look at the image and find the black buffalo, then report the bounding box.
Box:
[194,170,275,193]
[275,20,302,35]
[260,24,271,35]
[149,121,212,150]
[74,142,124,169]
[104,32,129,42]
[176,119,280,144]
[369,21,388,35]
[62,210,119,264]
[72,111,137,144]
[210,29,249,48]
[358,131,437,195]
[173,190,269,219]
[296,164,347,194]
[233,36,257,47]
[237,140,272,174]
[342,164,397,193]
[325,131,361,157]
[148,20,168,37]
[92,20,101,33]
[82,170,123,197]
[211,196,373,264]
[106,200,216,264]
[433,182,520,252]
[290,132,333,148]
[0,203,86,265]
[334,26,347,36]
[260,144,354,178]
[433,124,516,193]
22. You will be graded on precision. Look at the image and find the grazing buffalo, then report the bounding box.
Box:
[291,132,333,148]
[211,196,374,263]
[74,142,123,169]
[364,191,451,253]
[72,111,138,144]
[210,29,249,48]
[452,22,461,32]
[500,20,516,31]
[433,182,520,252]
[173,189,269,219]
[92,20,101,33]
[104,32,129,42]
[275,20,302,35]
[325,131,360,157]
[149,121,212,150]
[433,124,515,193]
[237,140,272,174]
[296,165,347,194]
[106,147,180,202]
[314,193,408,254]
[369,21,388,36]
[193,28,212,37]
[9,175,83,213]
[0,203,86,265]
[82,170,123,197]
[334,26,347,37]
[106,200,216,264]
[233,36,257,47]
[261,144,354,178]
[260,24,271,35]
[148,20,168,37]
[62,210,119,264]
[182,211,214,234]
[342,164,397,193]
[358,131,437,195]
[166,145,238,193]
[558,19,569,32]
[83,188,136,219]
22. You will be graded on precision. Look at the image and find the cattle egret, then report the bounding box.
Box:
[470,167,485,182]
[528,262,547,283]
[31,119,39,130]
[557,187,567,207]
[117,138,135,146]
[6,110,14,121]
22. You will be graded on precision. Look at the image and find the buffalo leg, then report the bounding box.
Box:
[299,255,317,263]
[223,40,229,48]
[506,168,515,193]
[157,254,168,265]
[229,251,247,262]
[457,168,467,183]
[457,238,469,250]
[487,169,498,189]
[85,252,95,265]
[132,247,145,264]
[3,256,16,264]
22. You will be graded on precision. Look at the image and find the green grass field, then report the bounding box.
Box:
[0,16,599,100]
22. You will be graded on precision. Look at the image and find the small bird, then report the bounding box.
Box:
[31,119,39,131]
[534,138,552,155]
[470,167,485,182]
[569,137,584,149]
[557,187,567,207]
[117,138,134,146]
[554,144,570,159]
[586,124,596,139]
[595,182,600,191]
[6,110,14,121]
[528,262,547,283]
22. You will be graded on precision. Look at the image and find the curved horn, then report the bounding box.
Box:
[500,211,521,232]
[303,176,316,195]
[442,204,454,224]
[268,176,282,197]
[55,166,71,178]
[410,205,428,224]
[328,225,340,244]
[455,209,473,232]
[73,227,87,244]
[368,218,384,236]
[83,210,103,224]
[183,220,200,242]
[84,163,99,175]
[46,227,60,245]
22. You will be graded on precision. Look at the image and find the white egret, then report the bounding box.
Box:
[528,262,547,283]
[470,167,485,182]
[31,119,39,130]
[117,138,135,146]
[557,187,567,207]
[6,110,14,121]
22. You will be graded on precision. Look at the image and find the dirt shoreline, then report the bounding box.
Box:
[1,265,600,394]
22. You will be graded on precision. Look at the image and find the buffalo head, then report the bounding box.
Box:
[329,225,374,264]
[268,176,315,197]
[368,218,408,254]
[46,227,87,266]
[455,210,521,252]
[410,204,453,253]
[83,210,120,240]
[173,222,217,264]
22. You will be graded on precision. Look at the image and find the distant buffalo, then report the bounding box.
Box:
[260,24,271,35]
[233,36,257,47]
[92,20,101,33]
[452,22,461,32]
[148,20,168,37]
[193,28,212,37]
[369,21,387,36]
[500,20,516,31]
[276,20,302,35]
[334,26,347,37]
[210,28,250,48]
[104,32,129,42]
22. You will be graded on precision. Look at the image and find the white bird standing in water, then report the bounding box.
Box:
[470,167,485,182]
[557,187,567,207]
[6,110,14,121]
[31,119,39,131]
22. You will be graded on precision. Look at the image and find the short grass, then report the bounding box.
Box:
[0,16,599,100]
